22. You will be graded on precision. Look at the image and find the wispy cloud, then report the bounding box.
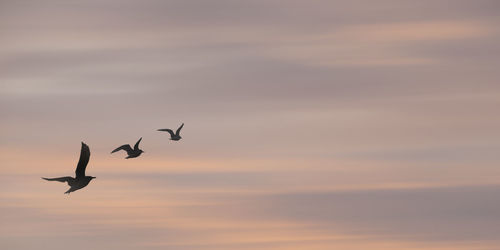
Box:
[2,0,500,249]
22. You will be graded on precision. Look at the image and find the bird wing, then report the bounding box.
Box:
[134,137,142,151]
[42,177,73,182]
[111,144,133,154]
[176,123,184,136]
[157,128,175,137]
[75,142,90,178]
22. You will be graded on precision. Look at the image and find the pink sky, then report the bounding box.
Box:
[1,1,500,249]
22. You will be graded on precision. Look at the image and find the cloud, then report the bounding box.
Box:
[2,1,500,249]
[182,185,500,245]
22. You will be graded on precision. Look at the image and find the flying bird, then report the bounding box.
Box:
[42,142,96,194]
[111,137,144,159]
[157,123,184,141]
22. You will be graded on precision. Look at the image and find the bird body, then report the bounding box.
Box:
[42,142,96,194]
[158,123,184,141]
[111,137,144,159]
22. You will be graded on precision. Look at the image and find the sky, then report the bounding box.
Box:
[1,0,500,249]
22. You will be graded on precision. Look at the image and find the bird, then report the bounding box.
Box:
[157,123,184,141]
[111,137,144,159]
[42,142,96,194]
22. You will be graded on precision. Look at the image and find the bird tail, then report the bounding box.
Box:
[64,186,79,194]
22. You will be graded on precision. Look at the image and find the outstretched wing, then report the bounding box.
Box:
[111,144,133,154]
[42,177,73,183]
[134,137,142,151]
[157,128,175,137]
[75,142,90,178]
[176,123,184,136]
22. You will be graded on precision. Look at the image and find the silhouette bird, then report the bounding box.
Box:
[157,123,184,141]
[42,142,96,194]
[111,137,144,159]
